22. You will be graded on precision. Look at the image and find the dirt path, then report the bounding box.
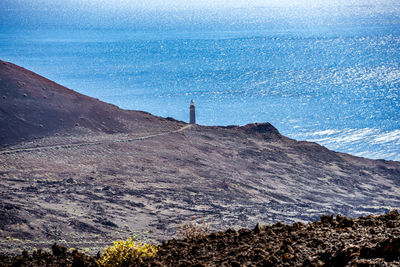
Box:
[0,124,193,155]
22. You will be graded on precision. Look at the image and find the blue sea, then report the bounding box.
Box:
[1,22,399,161]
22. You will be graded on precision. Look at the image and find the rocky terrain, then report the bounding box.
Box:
[0,60,400,256]
[1,211,400,266]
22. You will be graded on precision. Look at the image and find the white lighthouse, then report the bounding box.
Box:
[189,100,196,124]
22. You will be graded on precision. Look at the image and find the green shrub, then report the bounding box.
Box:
[98,237,157,266]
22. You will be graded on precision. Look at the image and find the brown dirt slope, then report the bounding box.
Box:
[0,60,183,147]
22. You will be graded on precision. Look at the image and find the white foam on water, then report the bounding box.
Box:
[372,129,400,145]
[294,128,400,161]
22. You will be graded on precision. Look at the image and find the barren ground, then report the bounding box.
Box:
[1,60,400,256]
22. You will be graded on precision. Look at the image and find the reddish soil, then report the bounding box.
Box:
[1,211,399,266]
[0,60,183,147]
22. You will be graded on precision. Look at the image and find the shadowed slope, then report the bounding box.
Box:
[0,60,182,147]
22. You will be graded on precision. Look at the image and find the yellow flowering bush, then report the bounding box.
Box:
[98,237,158,266]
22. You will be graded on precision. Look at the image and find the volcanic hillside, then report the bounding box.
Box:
[0,61,400,255]
[0,60,183,147]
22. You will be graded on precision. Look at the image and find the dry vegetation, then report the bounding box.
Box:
[176,217,211,240]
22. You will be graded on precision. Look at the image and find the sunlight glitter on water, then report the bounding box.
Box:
[1,25,399,160]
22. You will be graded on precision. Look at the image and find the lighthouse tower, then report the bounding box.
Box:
[189,100,196,124]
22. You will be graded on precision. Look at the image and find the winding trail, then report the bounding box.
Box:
[0,124,193,155]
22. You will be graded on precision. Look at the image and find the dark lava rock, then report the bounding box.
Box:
[1,211,400,266]
[0,244,98,267]
[239,122,282,140]
[138,210,400,267]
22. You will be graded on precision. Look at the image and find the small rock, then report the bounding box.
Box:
[320,214,334,224]
[51,243,67,256]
